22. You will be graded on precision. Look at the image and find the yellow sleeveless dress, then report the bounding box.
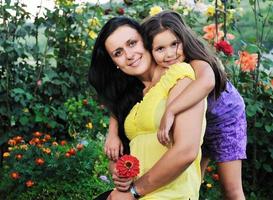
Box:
[124,63,206,200]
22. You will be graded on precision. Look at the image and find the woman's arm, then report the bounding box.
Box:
[134,77,206,196]
[158,60,214,144]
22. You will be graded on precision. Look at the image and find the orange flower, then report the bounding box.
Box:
[76,144,84,151]
[8,139,17,146]
[42,148,51,154]
[33,131,42,137]
[3,152,10,158]
[44,134,51,141]
[15,154,23,160]
[271,79,273,86]
[203,23,235,42]
[60,140,67,146]
[203,23,224,42]
[10,172,20,180]
[235,51,258,72]
[65,152,71,158]
[206,166,213,172]
[14,136,23,143]
[35,158,45,166]
[52,141,58,146]
[26,180,34,187]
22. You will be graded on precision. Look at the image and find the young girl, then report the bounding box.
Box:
[105,11,246,200]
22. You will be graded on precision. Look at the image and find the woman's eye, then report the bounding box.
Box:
[114,51,122,57]
[129,40,137,47]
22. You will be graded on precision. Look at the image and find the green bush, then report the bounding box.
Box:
[0,133,113,199]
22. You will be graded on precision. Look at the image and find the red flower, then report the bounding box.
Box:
[10,172,20,180]
[60,140,67,146]
[35,158,45,166]
[214,40,233,56]
[26,180,34,187]
[116,155,140,178]
[212,173,220,181]
[82,99,88,105]
[76,144,84,151]
[15,154,23,160]
[68,148,76,155]
[117,8,125,15]
[33,131,42,137]
[271,79,273,87]
[206,166,213,172]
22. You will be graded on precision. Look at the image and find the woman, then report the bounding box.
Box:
[89,16,206,199]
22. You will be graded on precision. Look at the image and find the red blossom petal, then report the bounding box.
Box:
[116,155,140,178]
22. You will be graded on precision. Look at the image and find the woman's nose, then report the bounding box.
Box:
[125,50,134,60]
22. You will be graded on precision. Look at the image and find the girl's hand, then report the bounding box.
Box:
[157,110,175,146]
[104,133,124,161]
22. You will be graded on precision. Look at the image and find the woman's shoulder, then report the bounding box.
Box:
[165,62,195,80]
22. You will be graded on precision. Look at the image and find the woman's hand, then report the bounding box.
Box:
[110,161,133,192]
[107,189,134,200]
[112,173,133,192]
[157,109,175,146]
[104,133,124,161]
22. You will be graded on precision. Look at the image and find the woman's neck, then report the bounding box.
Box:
[137,62,158,88]
[141,64,167,95]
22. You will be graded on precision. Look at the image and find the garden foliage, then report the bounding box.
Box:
[0,0,273,199]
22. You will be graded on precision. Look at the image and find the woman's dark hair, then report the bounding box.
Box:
[89,17,144,154]
[141,10,227,98]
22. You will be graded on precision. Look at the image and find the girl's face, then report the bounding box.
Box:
[105,25,153,78]
[152,29,185,68]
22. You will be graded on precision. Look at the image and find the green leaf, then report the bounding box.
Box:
[19,116,29,125]
[245,44,261,54]
[265,124,272,133]
[12,88,25,94]
[263,164,272,172]
[35,113,43,122]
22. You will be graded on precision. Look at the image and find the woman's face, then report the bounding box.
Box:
[105,25,153,78]
[152,29,185,68]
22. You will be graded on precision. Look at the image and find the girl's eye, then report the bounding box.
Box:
[155,47,164,52]
[171,41,179,47]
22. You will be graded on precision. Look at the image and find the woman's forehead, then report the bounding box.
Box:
[105,26,141,51]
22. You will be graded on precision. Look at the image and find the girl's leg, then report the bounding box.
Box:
[217,160,245,200]
[200,156,210,179]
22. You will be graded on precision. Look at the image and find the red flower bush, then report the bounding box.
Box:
[214,40,233,56]
[116,155,140,178]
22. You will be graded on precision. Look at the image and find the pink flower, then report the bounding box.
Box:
[37,80,42,86]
